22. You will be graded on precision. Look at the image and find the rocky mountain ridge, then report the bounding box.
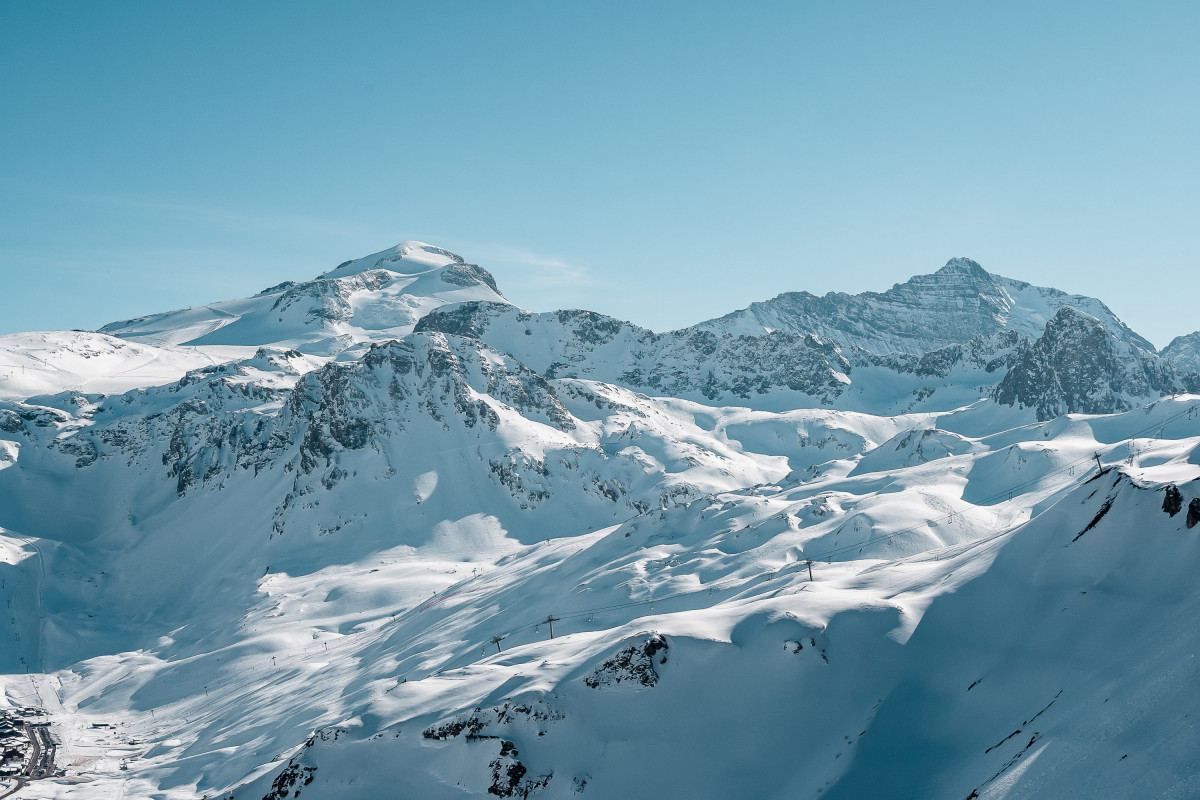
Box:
[1163,330,1200,374]
[2,241,1199,800]
[698,256,1154,355]
[992,306,1195,420]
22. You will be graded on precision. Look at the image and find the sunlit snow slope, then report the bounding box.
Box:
[1,243,1199,800]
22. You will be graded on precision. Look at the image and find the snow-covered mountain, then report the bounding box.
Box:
[1162,330,1200,374]
[992,306,1192,420]
[699,256,1154,355]
[2,243,1199,800]
[98,242,507,354]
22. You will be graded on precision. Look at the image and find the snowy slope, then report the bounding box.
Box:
[1,241,1199,799]
[215,399,1200,800]
[0,331,244,401]
[823,466,1200,800]
[699,257,1154,355]
[99,242,508,354]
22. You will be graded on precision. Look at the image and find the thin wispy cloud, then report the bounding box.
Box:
[458,242,597,290]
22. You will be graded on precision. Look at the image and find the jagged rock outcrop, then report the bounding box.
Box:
[1162,331,1200,375]
[285,333,576,475]
[417,302,853,404]
[422,702,561,798]
[851,329,1028,378]
[419,301,1050,413]
[1163,485,1183,516]
[992,307,1185,420]
[584,634,669,688]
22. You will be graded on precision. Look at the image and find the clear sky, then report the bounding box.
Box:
[2,2,1198,347]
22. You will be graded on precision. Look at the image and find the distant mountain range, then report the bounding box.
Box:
[82,244,1200,418]
[1,242,1199,800]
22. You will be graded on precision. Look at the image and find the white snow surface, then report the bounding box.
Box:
[1,243,1199,799]
[97,241,507,355]
[699,257,1155,355]
[0,331,254,402]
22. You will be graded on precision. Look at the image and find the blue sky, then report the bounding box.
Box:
[2,2,1198,347]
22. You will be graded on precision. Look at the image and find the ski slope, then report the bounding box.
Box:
[1,243,1199,799]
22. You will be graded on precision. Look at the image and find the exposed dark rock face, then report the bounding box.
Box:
[0,410,22,433]
[422,701,564,742]
[419,301,524,339]
[441,263,503,295]
[1073,497,1114,542]
[853,330,1027,378]
[1188,498,1200,530]
[259,727,346,800]
[584,633,669,688]
[54,435,97,468]
[279,333,578,480]
[486,739,552,798]
[1163,485,1183,517]
[423,702,560,798]
[261,760,315,800]
[992,307,1185,420]
[418,303,853,404]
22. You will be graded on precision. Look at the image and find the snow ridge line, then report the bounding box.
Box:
[424,400,1200,676]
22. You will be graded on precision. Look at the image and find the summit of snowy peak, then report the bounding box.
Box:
[697,256,1153,356]
[98,241,508,353]
[1042,304,1095,327]
[935,256,987,274]
[932,257,991,278]
[318,241,467,279]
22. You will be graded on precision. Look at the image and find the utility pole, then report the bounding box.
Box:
[490,634,506,653]
[542,615,560,639]
[805,559,814,581]
[1093,452,1103,472]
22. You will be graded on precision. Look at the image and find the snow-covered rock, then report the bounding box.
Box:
[699,257,1152,355]
[99,241,508,354]
[2,240,1200,800]
[992,306,1186,420]
[416,301,853,407]
[1162,330,1200,374]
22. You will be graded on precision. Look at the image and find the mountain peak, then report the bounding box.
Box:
[99,240,506,352]
[992,304,1182,419]
[698,255,1153,356]
[1046,304,1099,328]
[318,241,466,279]
[934,257,990,278]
